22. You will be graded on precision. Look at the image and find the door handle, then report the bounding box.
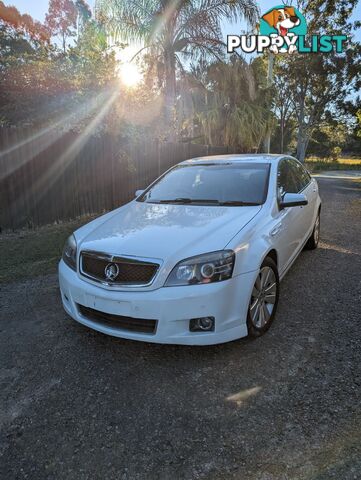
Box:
[271,223,282,236]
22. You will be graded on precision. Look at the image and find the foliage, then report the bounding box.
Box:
[1,0,360,158]
[0,3,117,128]
[75,0,91,35]
[69,21,116,89]
[306,111,349,157]
[96,0,259,136]
[0,1,50,43]
[271,0,361,161]
[183,56,275,150]
[330,146,342,161]
[45,0,77,52]
[271,57,297,154]
[0,7,51,126]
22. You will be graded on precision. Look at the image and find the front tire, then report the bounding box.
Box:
[305,213,320,250]
[247,258,279,338]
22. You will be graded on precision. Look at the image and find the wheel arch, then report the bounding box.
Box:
[262,248,278,269]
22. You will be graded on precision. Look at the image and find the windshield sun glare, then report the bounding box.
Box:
[138,163,270,206]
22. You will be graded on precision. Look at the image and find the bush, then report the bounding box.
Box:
[330,146,342,161]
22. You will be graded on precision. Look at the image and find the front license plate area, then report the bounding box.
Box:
[84,294,131,317]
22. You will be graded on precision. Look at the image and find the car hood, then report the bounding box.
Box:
[77,201,262,262]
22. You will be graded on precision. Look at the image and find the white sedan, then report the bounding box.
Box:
[59,154,321,345]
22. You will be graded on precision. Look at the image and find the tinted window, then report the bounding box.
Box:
[291,160,311,190]
[138,163,270,205]
[278,160,299,194]
[278,159,311,194]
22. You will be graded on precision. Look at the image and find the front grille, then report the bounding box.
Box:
[80,251,160,286]
[77,304,157,334]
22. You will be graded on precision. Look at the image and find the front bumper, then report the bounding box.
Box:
[58,260,256,345]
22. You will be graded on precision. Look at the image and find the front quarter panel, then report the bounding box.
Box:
[226,208,278,276]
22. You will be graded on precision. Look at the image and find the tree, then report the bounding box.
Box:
[96,0,259,137]
[186,56,275,150]
[339,99,361,154]
[272,60,296,154]
[0,5,117,128]
[45,0,77,53]
[0,4,52,125]
[70,20,117,90]
[0,1,50,43]
[75,0,92,39]
[307,113,348,157]
[273,0,361,162]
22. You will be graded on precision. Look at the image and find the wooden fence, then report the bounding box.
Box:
[0,127,232,230]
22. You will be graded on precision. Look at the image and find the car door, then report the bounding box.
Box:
[275,159,306,273]
[289,159,318,242]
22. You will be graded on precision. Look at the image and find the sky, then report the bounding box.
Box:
[4,0,361,41]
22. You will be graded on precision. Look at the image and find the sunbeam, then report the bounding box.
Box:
[5,87,120,225]
[0,90,111,181]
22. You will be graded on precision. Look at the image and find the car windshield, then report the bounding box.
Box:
[137,163,270,206]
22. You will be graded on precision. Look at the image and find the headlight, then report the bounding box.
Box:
[62,234,77,271]
[165,250,235,287]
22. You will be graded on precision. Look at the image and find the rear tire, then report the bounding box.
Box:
[247,257,279,338]
[305,213,320,250]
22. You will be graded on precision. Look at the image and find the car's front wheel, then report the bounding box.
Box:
[247,257,279,338]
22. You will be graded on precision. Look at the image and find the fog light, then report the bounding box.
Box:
[190,317,215,332]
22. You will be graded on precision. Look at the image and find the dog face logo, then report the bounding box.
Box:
[259,5,307,54]
[262,7,300,37]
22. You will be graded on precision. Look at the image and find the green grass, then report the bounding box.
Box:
[306,156,361,172]
[0,217,94,284]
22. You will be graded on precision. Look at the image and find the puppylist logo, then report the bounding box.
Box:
[227,5,347,54]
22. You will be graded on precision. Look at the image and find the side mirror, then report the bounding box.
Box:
[135,189,144,198]
[280,193,308,209]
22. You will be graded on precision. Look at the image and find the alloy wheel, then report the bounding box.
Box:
[314,215,320,244]
[249,266,277,329]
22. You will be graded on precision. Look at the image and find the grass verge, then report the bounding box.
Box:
[306,157,361,172]
[0,217,94,284]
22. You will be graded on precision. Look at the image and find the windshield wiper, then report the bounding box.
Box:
[217,201,261,206]
[156,198,220,204]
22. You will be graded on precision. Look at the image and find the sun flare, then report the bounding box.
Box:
[118,62,142,88]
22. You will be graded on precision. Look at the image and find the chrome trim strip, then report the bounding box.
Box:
[79,250,162,288]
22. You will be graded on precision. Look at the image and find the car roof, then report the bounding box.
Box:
[180,154,287,165]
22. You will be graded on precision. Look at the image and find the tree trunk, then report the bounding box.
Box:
[280,114,284,153]
[62,31,66,53]
[296,95,308,162]
[164,49,176,141]
[296,127,309,163]
[263,53,274,153]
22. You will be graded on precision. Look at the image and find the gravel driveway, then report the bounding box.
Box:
[1,175,360,480]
